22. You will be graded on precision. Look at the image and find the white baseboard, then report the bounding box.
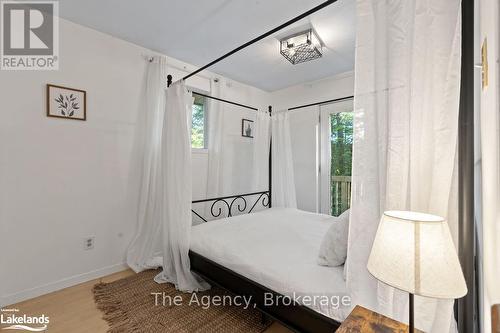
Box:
[1,263,128,307]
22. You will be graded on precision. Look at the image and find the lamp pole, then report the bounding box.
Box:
[409,293,414,332]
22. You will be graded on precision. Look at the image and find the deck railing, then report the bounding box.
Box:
[331,175,351,217]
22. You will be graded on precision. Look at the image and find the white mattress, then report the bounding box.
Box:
[190,207,352,322]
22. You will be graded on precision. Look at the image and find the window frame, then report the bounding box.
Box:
[319,98,354,216]
[189,88,209,151]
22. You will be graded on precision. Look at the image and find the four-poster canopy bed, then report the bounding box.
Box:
[162,0,475,332]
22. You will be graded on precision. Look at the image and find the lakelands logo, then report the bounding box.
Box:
[0,308,49,331]
[0,0,59,70]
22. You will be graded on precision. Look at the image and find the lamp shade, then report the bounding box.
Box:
[367,211,467,299]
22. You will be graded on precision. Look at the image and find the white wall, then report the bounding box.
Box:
[476,0,500,332]
[271,71,354,111]
[0,19,146,306]
[210,80,271,197]
[270,72,354,212]
[0,19,270,306]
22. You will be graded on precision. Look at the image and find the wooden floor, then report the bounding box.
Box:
[9,270,292,333]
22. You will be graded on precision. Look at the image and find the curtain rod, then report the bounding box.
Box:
[287,95,353,111]
[180,0,338,82]
[192,91,258,111]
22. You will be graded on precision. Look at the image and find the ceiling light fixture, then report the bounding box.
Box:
[280,29,323,65]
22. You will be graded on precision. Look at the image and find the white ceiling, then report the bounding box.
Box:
[58,0,355,91]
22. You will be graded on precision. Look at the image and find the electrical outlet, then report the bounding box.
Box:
[84,236,95,250]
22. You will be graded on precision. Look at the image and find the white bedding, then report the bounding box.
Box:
[190,207,352,322]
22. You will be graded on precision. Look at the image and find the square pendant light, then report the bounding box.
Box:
[280,29,323,65]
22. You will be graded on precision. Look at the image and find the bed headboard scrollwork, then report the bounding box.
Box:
[191,191,270,223]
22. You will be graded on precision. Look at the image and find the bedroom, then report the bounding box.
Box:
[0,0,497,333]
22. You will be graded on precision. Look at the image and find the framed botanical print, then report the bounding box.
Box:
[47,84,86,120]
[241,119,254,138]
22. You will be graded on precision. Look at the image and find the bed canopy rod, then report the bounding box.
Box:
[168,0,338,84]
[287,95,354,111]
[167,0,338,111]
[193,90,258,111]
[166,74,259,111]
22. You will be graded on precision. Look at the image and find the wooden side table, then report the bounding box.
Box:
[337,305,424,333]
[493,304,500,333]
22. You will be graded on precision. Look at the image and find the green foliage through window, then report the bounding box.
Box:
[330,112,353,177]
[192,95,205,149]
[330,112,353,216]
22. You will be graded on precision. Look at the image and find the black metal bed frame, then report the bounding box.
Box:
[165,0,476,332]
[192,91,258,111]
[191,191,270,223]
[188,251,341,333]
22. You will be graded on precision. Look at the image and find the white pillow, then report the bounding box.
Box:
[317,209,350,267]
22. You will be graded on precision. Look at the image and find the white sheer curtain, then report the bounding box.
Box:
[154,80,210,292]
[205,79,225,216]
[252,109,271,192]
[126,58,208,291]
[271,111,297,208]
[347,1,462,332]
[126,56,167,272]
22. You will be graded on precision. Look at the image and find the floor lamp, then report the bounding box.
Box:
[367,211,468,332]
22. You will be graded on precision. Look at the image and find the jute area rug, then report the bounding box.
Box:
[93,269,271,333]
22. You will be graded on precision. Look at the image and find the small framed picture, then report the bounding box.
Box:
[47,84,86,121]
[241,119,254,138]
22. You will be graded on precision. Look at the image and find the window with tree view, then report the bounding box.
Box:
[330,112,353,216]
[191,94,206,149]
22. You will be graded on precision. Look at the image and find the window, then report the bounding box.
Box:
[329,112,353,216]
[319,99,353,217]
[191,94,206,149]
